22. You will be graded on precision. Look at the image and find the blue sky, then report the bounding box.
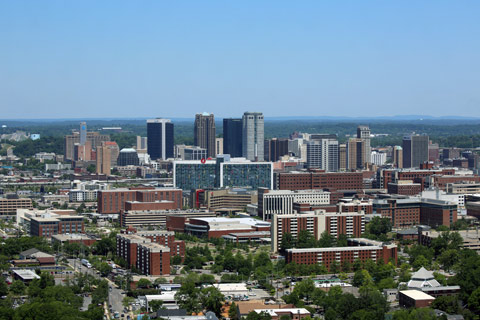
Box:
[1,1,479,119]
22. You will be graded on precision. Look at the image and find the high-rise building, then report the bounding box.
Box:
[347,138,365,170]
[136,136,148,153]
[393,146,403,169]
[403,134,429,168]
[371,150,387,166]
[264,138,289,162]
[306,139,339,171]
[64,131,110,161]
[96,142,112,175]
[357,125,371,164]
[118,148,139,166]
[223,118,243,157]
[79,122,87,146]
[242,112,264,161]
[194,113,216,158]
[215,138,223,156]
[147,119,174,160]
[338,144,347,171]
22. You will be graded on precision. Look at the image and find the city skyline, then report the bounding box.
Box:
[1,1,480,119]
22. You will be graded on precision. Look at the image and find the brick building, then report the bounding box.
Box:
[373,197,457,228]
[285,238,397,270]
[29,214,84,238]
[399,290,435,308]
[116,233,171,275]
[377,168,455,189]
[387,181,422,196]
[271,210,365,252]
[276,171,363,191]
[98,188,182,214]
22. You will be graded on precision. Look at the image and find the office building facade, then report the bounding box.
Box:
[242,112,264,161]
[147,118,174,160]
[402,134,429,168]
[223,118,243,157]
[194,113,216,158]
[264,138,289,162]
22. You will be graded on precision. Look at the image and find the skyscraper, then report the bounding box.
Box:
[147,118,174,160]
[264,138,289,161]
[402,134,429,168]
[194,113,216,158]
[347,138,365,170]
[242,112,264,161]
[223,118,243,157]
[96,142,112,175]
[306,139,339,172]
[393,146,403,168]
[357,125,371,164]
[79,122,87,146]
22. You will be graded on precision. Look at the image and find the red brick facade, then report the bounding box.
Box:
[98,188,182,214]
[277,171,363,191]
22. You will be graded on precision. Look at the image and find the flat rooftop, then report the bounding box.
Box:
[400,290,435,300]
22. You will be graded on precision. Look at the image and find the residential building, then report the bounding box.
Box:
[271,210,365,252]
[371,150,387,166]
[242,112,264,161]
[194,113,216,158]
[147,118,174,160]
[223,118,243,157]
[307,139,339,172]
[285,238,397,270]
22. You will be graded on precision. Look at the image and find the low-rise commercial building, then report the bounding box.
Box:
[185,217,271,238]
[0,197,33,217]
[387,181,422,196]
[276,171,364,191]
[399,290,435,308]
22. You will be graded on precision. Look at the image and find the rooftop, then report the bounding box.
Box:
[400,290,435,300]
[13,269,41,280]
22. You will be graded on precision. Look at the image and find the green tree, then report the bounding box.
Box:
[229,301,238,320]
[200,286,225,317]
[468,287,480,316]
[353,270,373,288]
[280,233,295,252]
[149,299,164,312]
[137,278,152,288]
[297,230,316,248]
[98,262,112,277]
[9,280,26,295]
[437,249,459,272]
[318,231,334,248]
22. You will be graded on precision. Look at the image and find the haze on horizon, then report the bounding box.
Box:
[1,1,479,119]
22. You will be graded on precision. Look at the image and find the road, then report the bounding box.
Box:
[68,258,128,318]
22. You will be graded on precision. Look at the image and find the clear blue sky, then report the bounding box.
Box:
[1,1,479,119]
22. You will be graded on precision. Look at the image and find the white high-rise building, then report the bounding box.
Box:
[242,112,264,161]
[371,150,387,166]
[306,139,339,172]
